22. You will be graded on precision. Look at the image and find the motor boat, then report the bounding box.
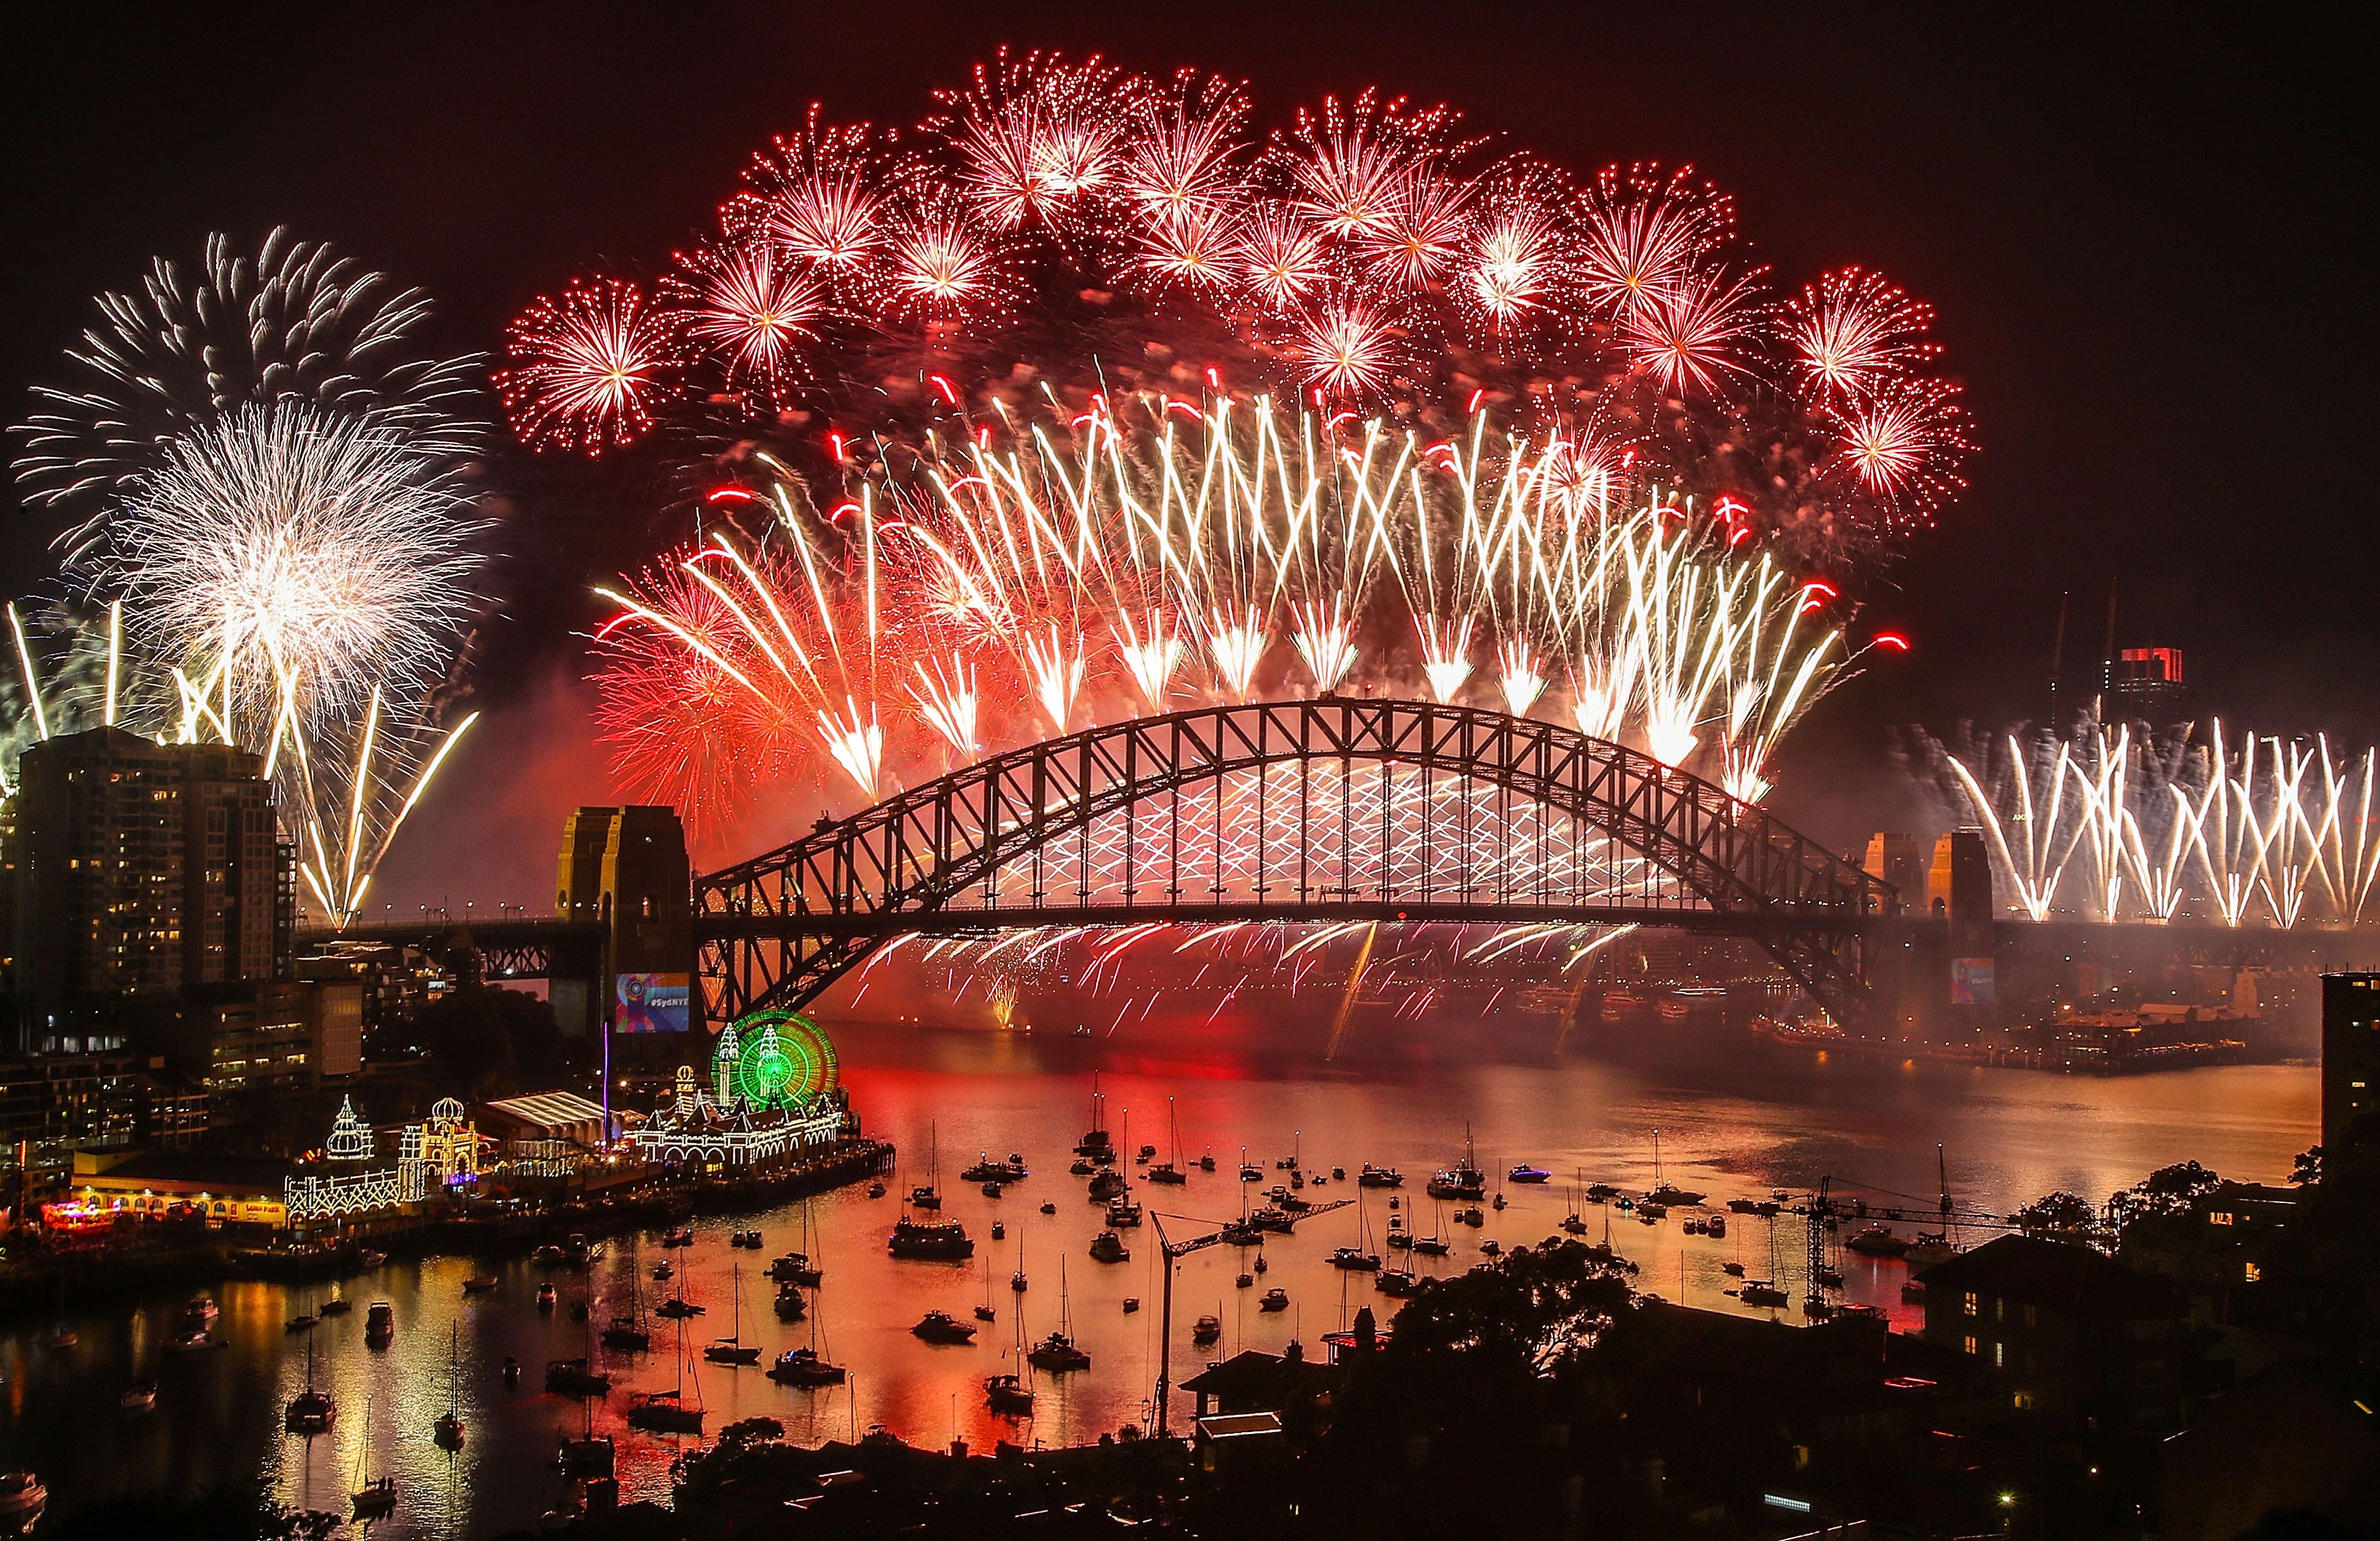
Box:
[768,1347,846,1386]
[1508,1164,1552,1184]
[1088,1230,1130,1263]
[984,1372,1036,1414]
[1259,1288,1289,1313]
[961,1154,1028,1183]
[888,1217,975,1260]
[1844,1226,1909,1258]
[912,1310,978,1345]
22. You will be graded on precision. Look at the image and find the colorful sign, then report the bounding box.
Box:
[615,972,691,1033]
[1950,957,1996,1007]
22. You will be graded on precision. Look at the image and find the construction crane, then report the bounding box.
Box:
[1799,1148,2011,1310]
[1148,1196,1354,1438]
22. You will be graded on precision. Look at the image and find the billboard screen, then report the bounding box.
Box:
[615,972,691,1033]
[1950,957,1996,1007]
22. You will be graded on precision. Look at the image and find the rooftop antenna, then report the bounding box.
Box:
[2095,575,2119,723]
[2047,590,2069,717]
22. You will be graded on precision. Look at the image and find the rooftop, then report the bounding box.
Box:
[1916,1234,2187,1319]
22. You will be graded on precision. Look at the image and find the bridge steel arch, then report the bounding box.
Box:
[694,699,1892,1029]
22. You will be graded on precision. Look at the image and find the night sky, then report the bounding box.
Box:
[7,6,2367,903]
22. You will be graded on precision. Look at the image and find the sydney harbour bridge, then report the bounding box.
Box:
[305,698,2380,1039]
[695,699,1891,1026]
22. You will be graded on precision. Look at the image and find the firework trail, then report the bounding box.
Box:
[501,49,1971,545]
[596,398,1879,841]
[10,228,481,568]
[0,595,478,928]
[1916,716,2377,929]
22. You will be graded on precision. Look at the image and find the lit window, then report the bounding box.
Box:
[1963,1335,1978,1356]
[2024,1305,2037,1329]
[1993,1341,2005,1368]
[1963,1291,1979,1317]
[2244,1261,2261,1283]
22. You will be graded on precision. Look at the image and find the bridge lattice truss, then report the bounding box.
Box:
[695,700,1892,1027]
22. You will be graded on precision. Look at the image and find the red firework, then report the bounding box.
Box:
[1623,266,1763,395]
[741,107,889,287]
[1832,377,1973,519]
[1576,162,1737,318]
[1783,267,1939,405]
[663,238,824,393]
[496,277,677,454]
[1292,297,1398,396]
[875,184,1019,325]
[512,52,1975,539]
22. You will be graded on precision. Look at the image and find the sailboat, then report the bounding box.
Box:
[350,1395,397,1518]
[654,1264,704,1320]
[1410,1198,1450,1256]
[768,1287,846,1387]
[602,1270,652,1351]
[975,1239,1000,1323]
[986,1296,1037,1414]
[284,1326,336,1433]
[559,1396,614,1476]
[1145,1097,1187,1185]
[1736,1215,1790,1308]
[703,1265,760,1365]
[769,1201,824,1286]
[1026,1256,1091,1371]
[1425,1124,1488,1199]
[1074,1074,1114,1162]
[434,1323,466,1448]
[1645,1129,1706,1206]
[908,1121,945,1210]
[628,1318,706,1433]
[1329,1190,1383,1270]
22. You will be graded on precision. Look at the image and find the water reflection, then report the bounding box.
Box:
[0,1029,2316,1537]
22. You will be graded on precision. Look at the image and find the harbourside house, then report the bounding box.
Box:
[1916,1235,2190,1431]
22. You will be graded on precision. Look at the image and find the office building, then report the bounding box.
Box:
[2105,646,2191,722]
[2319,973,2380,1173]
[4,726,291,1051]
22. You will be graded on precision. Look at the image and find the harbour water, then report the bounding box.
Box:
[0,1028,2316,1537]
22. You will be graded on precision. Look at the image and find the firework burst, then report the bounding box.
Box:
[10,227,480,567]
[496,277,678,454]
[503,52,1973,546]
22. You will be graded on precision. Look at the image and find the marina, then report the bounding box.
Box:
[0,1031,2315,1537]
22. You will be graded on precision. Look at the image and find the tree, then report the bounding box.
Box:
[2010,1189,2101,1241]
[2106,1160,2222,1232]
[2291,1145,2323,1186]
[1383,1238,1637,1376]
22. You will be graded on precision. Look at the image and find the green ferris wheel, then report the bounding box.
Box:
[720,1009,838,1110]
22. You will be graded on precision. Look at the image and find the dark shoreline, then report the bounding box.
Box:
[0,1138,894,1322]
